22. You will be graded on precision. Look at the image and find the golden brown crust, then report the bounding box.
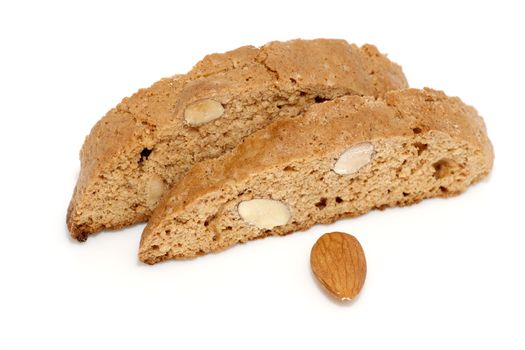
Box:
[140,88,494,261]
[67,39,408,239]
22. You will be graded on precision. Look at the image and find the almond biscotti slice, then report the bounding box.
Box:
[139,88,493,264]
[67,39,407,241]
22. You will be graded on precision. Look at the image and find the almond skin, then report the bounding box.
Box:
[310,232,367,301]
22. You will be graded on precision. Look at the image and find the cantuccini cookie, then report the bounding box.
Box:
[67,39,407,241]
[139,88,493,264]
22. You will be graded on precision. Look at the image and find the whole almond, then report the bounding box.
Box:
[310,232,367,301]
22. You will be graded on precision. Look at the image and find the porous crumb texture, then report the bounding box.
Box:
[67,39,408,240]
[139,88,494,264]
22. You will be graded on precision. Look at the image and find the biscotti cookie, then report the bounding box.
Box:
[67,39,407,241]
[139,88,493,264]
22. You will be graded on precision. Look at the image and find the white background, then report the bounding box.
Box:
[1,1,524,349]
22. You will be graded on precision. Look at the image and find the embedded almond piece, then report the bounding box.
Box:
[147,175,166,205]
[310,232,367,301]
[184,99,224,126]
[333,142,374,175]
[238,199,291,229]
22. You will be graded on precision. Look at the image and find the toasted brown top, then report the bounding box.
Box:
[143,88,494,239]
